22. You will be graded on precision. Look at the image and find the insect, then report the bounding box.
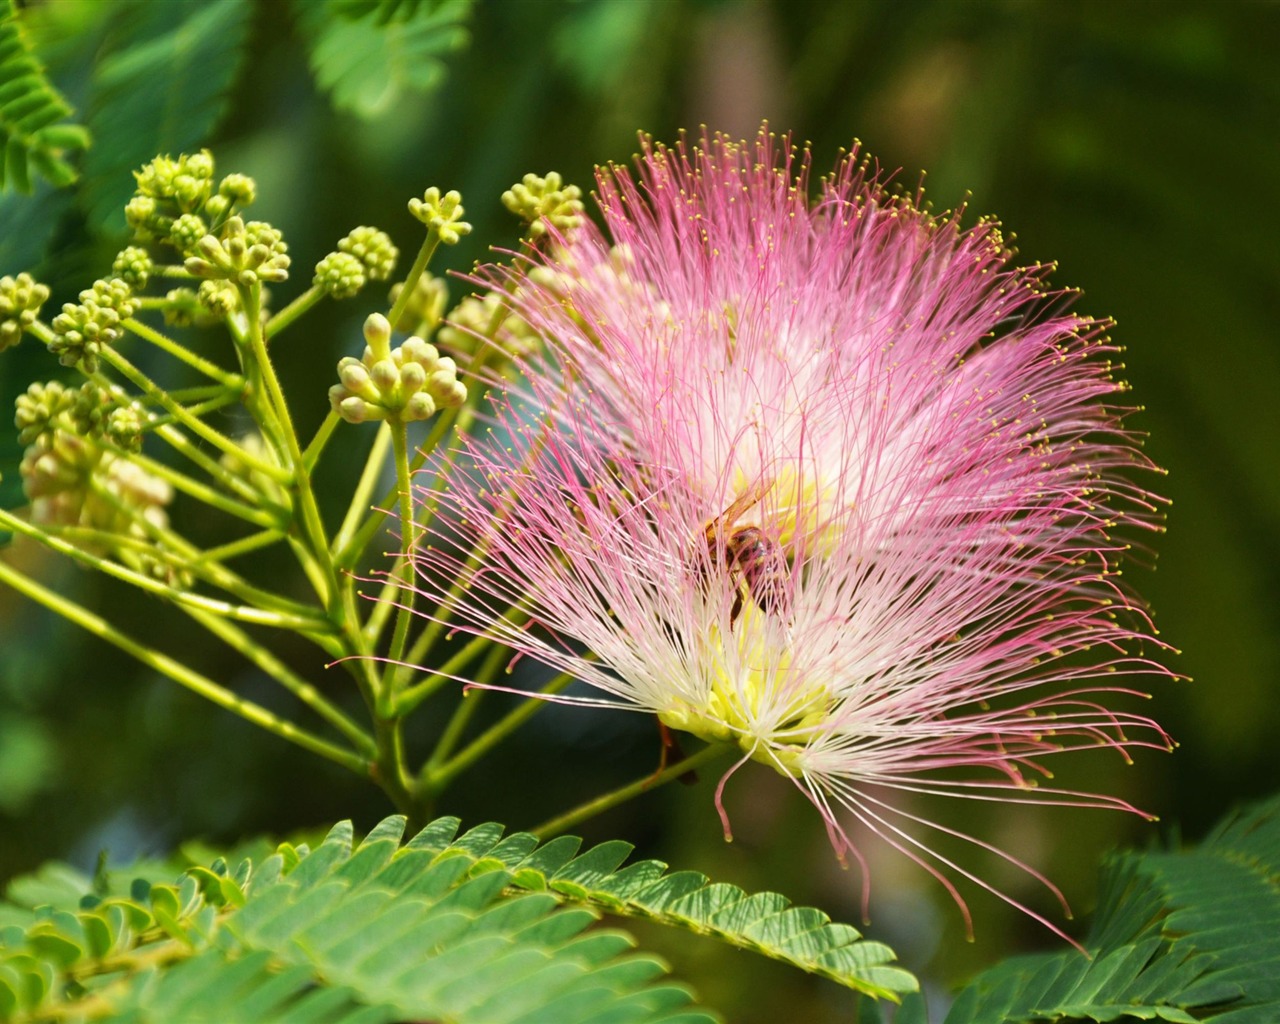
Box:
[701,481,790,629]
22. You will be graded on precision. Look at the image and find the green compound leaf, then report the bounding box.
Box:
[81,0,252,231]
[295,0,473,119]
[410,819,917,1001]
[0,0,90,193]
[0,817,728,1023]
[945,793,1280,1023]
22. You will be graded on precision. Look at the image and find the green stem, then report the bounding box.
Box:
[150,421,268,509]
[422,669,573,793]
[303,409,342,471]
[392,629,492,717]
[265,284,324,338]
[183,606,377,757]
[0,557,370,775]
[378,420,417,712]
[332,422,392,563]
[123,316,243,388]
[0,508,330,633]
[192,529,283,566]
[97,350,281,478]
[240,282,339,609]
[387,233,441,331]
[530,743,732,839]
[127,448,284,529]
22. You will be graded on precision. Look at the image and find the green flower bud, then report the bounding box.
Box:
[204,194,230,221]
[408,187,471,244]
[218,173,257,206]
[169,213,209,255]
[220,433,288,508]
[338,226,398,281]
[330,317,467,424]
[105,404,146,452]
[48,278,138,373]
[502,171,585,238]
[184,216,290,285]
[112,246,153,289]
[314,251,367,300]
[1,272,51,351]
[362,312,393,362]
[438,290,541,361]
[125,195,171,242]
[197,279,240,317]
[134,151,215,212]
[161,287,200,328]
[388,272,448,335]
[15,381,76,445]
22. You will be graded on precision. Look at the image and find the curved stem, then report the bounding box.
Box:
[378,420,417,713]
[123,316,243,388]
[0,557,370,775]
[239,282,339,610]
[265,284,324,338]
[530,743,733,839]
[421,668,572,794]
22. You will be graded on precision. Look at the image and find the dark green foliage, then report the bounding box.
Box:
[81,0,253,232]
[943,794,1280,1022]
[0,0,89,193]
[0,817,724,1023]
[295,0,473,118]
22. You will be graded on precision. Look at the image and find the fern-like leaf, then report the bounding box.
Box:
[945,794,1280,1022]
[403,818,917,1001]
[295,0,473,118]
[0,0,90,193]
[81,0,252,231]
[0,817,719,1024]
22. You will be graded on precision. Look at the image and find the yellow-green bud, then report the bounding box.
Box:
[408,187,471,244]
[502,171,585,238]
[218,173,257,206]
[314,251,366,299]
[1,272,51,351]
[184,216,290,285]
[338,226,398,281]
[330,319,467,424]
[169,213,208,255]
[197,280,240,317]
[388,272,448,334]
[48,278,138,373]
[112,246,153,289]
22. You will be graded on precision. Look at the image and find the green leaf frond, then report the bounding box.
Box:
[0,817,716,1023]
[0,0,90,194]
[944,792,1280,1023]
[294,0,474,119]
[82,0,252,232]
[0,815,918,1022]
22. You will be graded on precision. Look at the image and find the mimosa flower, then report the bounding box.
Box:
[409,129,1173,937]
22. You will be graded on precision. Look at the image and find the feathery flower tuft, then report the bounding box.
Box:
[408,129,1174,937]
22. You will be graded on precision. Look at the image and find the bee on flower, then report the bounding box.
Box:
[407,128,1174,939]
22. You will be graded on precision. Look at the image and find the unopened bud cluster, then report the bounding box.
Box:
[408,188,471,244]
[438,291,541,361]
[15,379,167,545]
[502,172,585,238]
[220,433,288,509]
[1,272,50,351]
[48,278,139,373]
[330,313,466,424]
[388,272,448,335]
[185,216,290,287]
[126,151,257,252]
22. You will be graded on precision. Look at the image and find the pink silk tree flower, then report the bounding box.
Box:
[412,129,1174,937]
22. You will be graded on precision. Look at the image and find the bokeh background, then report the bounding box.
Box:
[2,1,1278,1020]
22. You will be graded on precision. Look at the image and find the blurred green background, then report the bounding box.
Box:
[2,0,1278,1019]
